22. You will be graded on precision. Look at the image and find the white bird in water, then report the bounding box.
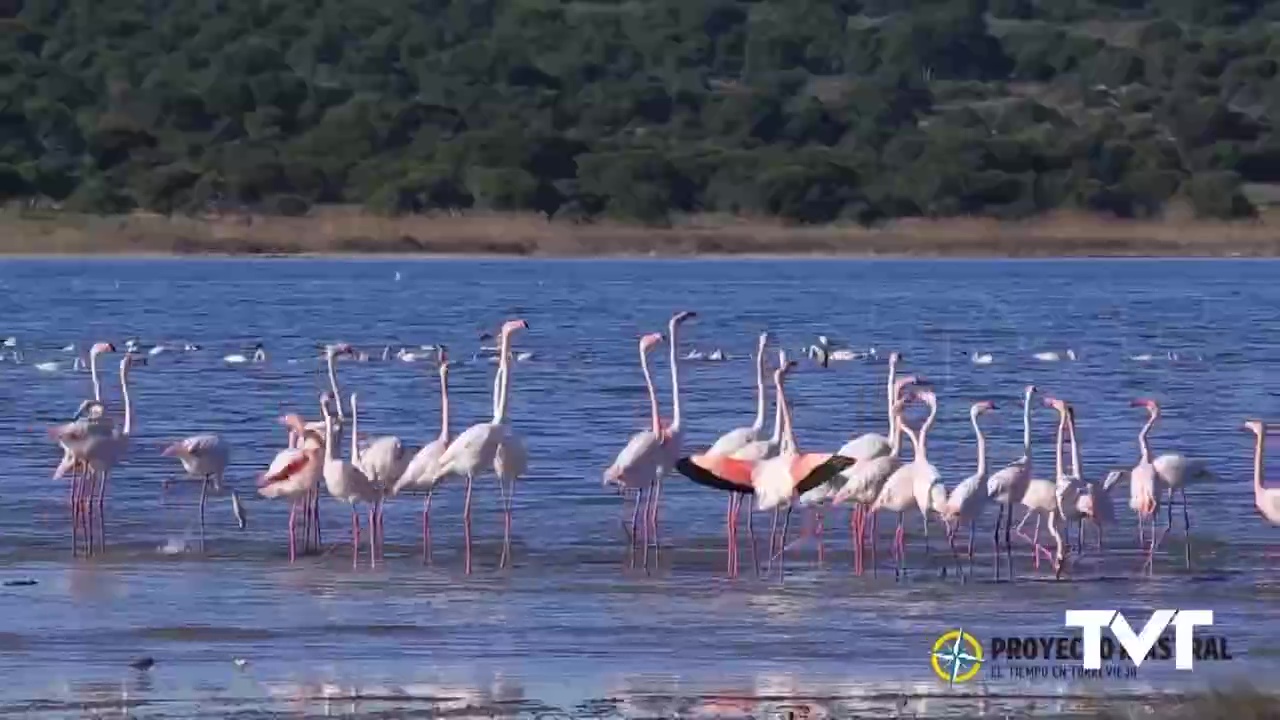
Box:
[394,271,402,281]
[970,351,993,365]
[1033,349,1076,362]
[225,344,266,364]
[3,337,17,348]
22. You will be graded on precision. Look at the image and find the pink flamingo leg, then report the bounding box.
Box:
[350,507,360,569]
[422,489,434,565]
[815,509,825,565]
[368,506,377,568]
[744,496,758,577]
[870,510,879,577]
[628,488,644,569]
[725,495,735,576]
[777,506,792,583]
[287,502,297,563]
[463,474,474,575]
[96,471,109,553]
[765,508,779,574]
[649,477,663,564]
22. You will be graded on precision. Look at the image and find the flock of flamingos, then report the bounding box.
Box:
[46,312,1280,582]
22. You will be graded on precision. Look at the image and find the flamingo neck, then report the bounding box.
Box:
[885,359,897,437]
[493,331,514,424]
[640,345,660,434]
[972,411,987,477]
[90,352,102,402]
[119,363,134,436]
[438,370,450,443]
[778,376,796,454]
[1021,388,1033,460]
[1067,413,1082,478]
[1055,410,1066,479]
[491,363,503,420]
[668,320,683,433]
[768,379,783,444]
[900,422,921,459]
[322,406,335,463]
[917,401,936,464]
[750,340,766,433]
[327,353,345,421]
[349,394,359,461]
[1138,410,1156,464]
[1254,430,1265,498]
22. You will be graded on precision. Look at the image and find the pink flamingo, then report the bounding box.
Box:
[259,419,325,562]
[1243,420,1280,524]
[650,311,695,562]
[603,332,666,568]
[429,319,528,574]
[319,391,380,569]
[986,384,1037,581]
[49,341,116,555]
[938,400,996,581]
[391,350,454,563]
[73,353,146,552]
[1132,398,1217,569]
[868,388,940,578]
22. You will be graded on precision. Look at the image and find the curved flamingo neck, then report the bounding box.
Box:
[119,362,134,435]
[885,359,898,437]
[1067,412,1081,478]
[750,338,767,433]
[327,352,345,421]
[668,319,684,433]
[90,351,103,402]
[917,400,937,463]
[900,421,921,458]
[493,330,515,423]
[971,410,987,477]
[640,344,660,435]
[438,369,450,443]
[1138,409,1157,464]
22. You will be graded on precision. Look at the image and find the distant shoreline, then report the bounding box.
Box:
[3,207,1280,257]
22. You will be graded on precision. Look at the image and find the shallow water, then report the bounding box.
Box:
[0,258,1276,718]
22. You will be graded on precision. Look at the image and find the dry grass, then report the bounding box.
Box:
[4,206,1280,257]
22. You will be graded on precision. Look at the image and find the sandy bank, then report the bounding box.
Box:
[3,207,1280,257]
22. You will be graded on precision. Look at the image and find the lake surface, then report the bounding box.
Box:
[0,258,1276,719]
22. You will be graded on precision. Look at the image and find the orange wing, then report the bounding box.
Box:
[676,454,757,493]
[261,455,310,486]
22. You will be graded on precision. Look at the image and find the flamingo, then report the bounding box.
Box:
[354,394,408,563]
[160,433,241,549]
[1133,398,1216,569]
[319,391,380,569]
[651,310,695,560]
[1123,398,1162,574]
[704,332,770,457]
[429,318,528,574]
[298,342,356,553]
[1243,420,1280,524]
[73,353,146,551]
[675,357,849,581]
[986,384,1037,581]
[492,345,528,569]
[831,373,919,575]
[1064,410,1122,556]
[390,350,453,563]
[603,332,665,568]
[938,400,996,580]
[1014,397,1075,578]
[869,388,941,577]
[49,342,117,554]
[259,419,325,562]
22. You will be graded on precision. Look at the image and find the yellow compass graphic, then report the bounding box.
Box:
[932,629,984,685]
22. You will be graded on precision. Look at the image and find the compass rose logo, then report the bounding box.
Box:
[931,628,984,685]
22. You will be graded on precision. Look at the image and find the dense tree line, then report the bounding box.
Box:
[2,0,1279,225]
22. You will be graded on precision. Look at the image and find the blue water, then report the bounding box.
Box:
[0,258,1275,718]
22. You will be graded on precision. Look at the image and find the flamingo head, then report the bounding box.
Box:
[72,399,103,420]
[773,359,798,383]
[889,351,902,365]
[756,331,769,348]
[1024,384,1037,398]
[279,413,307,433]
[501,319,529,336]
[89,342,116,356]
[894,374,919,397]
[640,332,663,353]
[436,345,449,366]
[1244,419,1265,436]
[1043,396,1065,411]
[349,392,359,410]
[670,311,696,327]
[327,342,355,358]
[972,400,996,415]
[439,358,452,377]
[1131,398,1158,411]
[318,390,334,415]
